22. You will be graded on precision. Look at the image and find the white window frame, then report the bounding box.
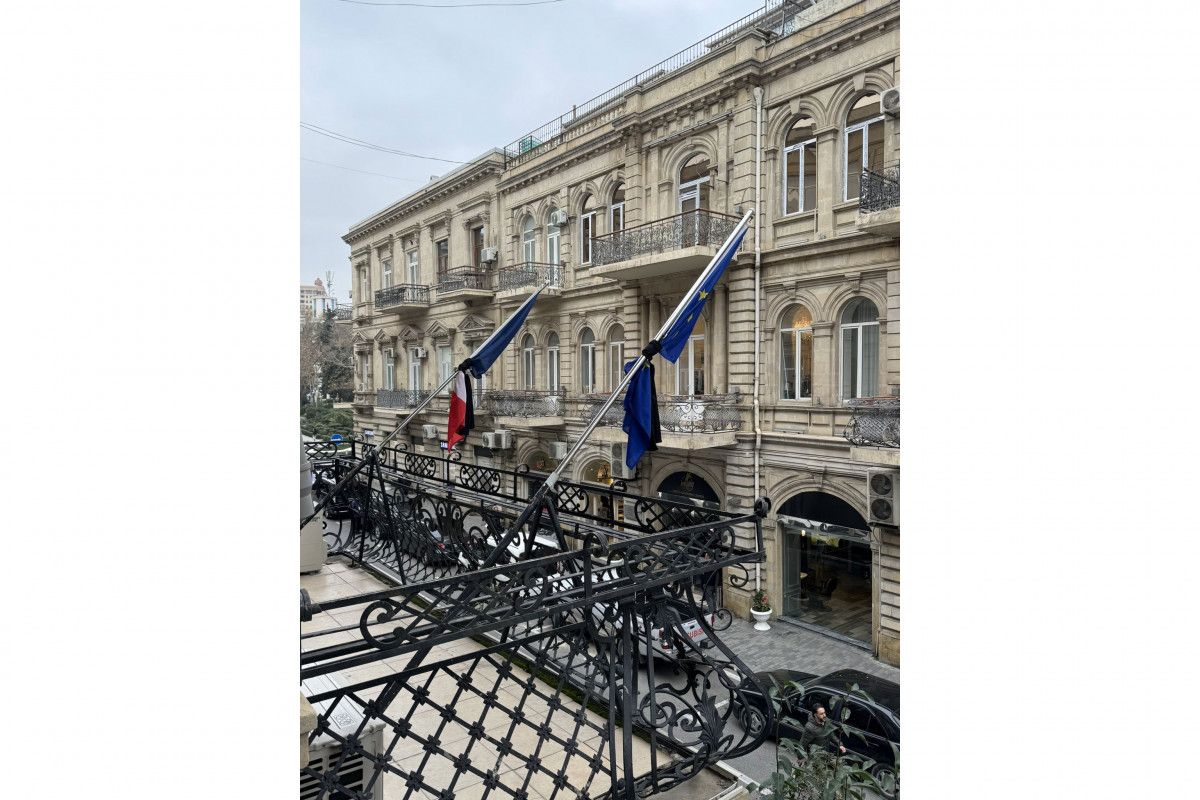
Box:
[674,333,705,397]
[780,314,813,400]
[678,176,710,213]
[580,332,595,393]
[409,347,423,389]
[546,214,561,265]
[580,210,596,265]
[547,336,560,391]
[522,335,536,390]
[406,250,419,284]
[359,267,369,299]
[381,256,393,289]
[839,316,880,401]
[610,199,624,233]
[437,345,452,384]
[522,217,536,263]
[782,136,817,215]
[843,114,885,202]
[383,348,395,391]
[608,340,624,392]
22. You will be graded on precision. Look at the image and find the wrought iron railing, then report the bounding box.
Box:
[498,261,563,292]
[859,163,900,214]
[303,445,773,800]
[478,388,567,418]
[376,388,433,409]
[374,284,430,309]
[578,391,742,434]
[332,306,351,321]
[842,396,900,448]
[435,268,493,298]
[591,210,741,267]
[502,0,803,167]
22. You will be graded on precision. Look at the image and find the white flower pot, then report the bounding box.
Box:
[751,608,772,631]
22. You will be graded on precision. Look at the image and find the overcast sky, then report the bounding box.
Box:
[301,0,765,299]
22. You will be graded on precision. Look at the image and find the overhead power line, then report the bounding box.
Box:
[301,157,427,182]
[335,0,567,7]
[301,122,468,165]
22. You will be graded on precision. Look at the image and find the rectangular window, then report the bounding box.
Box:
[580,347,594,393]
[409,348,423,389]
[406,250,419,284]
[381,257,393,289]
[580,211,595,264]
[841,327,858,399]
[845,117,885,201]
[608,341,624,391]
[523,347,535,390]
[438,345,452,383]
[383,349,395,390]
[783,139,817,214]
[547,347,560,391]
[780,330,813,399]
[610,202,624,233]
[436,239,449,279]
[471,226,485,268]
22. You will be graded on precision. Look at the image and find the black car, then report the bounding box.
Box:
[734,669,899,795]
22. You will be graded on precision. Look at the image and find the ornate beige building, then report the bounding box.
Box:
[342,0,901,665]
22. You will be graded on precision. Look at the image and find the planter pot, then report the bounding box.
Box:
[751,608,772,631]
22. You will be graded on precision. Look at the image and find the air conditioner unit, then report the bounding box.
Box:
[481,247,498,263]
[551,442,569,460]
[867,468,900,527]
[549,209,569,227]
[421,424,439,439]
[610,443,635,479]
[494,430,513,449]
[482,431,497,448]
[301,673,387,799]
[414,347,428,359]
[881,87,900,116]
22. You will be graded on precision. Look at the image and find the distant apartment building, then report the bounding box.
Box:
[300,277,328,322]
[342,0,901,665]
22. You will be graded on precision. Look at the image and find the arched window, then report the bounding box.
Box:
[844,93,884,201]
[780,305,813,400]
[521,215,536,263]
[521,333,536,390]
[546,332,560,391]
[679,155,711,213]
[579,327,596,393]
[783,116,816,214]
[674,314,705,396]
[545,207,561,265]
[840,298,879,400]
[607,324,625,391]
[579,193,596,265]
[610,183,625,232]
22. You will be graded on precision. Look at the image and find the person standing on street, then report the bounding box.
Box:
[799,705,847,755]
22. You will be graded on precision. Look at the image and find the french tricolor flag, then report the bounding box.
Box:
[447,370,474,451]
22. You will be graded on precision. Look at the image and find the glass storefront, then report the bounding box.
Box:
[780,513,873,645]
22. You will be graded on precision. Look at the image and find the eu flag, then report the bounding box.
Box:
[461,286,543,378]
[657,225,748,363]
[622,360,660,469]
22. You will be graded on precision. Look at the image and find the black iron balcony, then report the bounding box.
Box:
[590,210,742,280]
[374,283,430,311]
[435,267,494,301]
[478,387,567,421]
[858,163,900,238]
[576,391,742,450]
[842,396,900,448]
[497,261,564,300]
[331,306,352,321]
[376,388,432,409]
[302,444,773,800]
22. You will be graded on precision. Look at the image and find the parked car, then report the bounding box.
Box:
[733,669,899,796]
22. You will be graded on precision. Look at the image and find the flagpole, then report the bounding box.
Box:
[301,280,551,529]
[541,209,754,491]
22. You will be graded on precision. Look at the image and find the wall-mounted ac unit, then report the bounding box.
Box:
[549,209,569,227]
[482,431,497,448]
[413,347,428,359]
[881,87,900,116]
[481,247,498,263]
[494,430,513,449]
[302,673,387,799]
[551,442,569,460]
[610,442,634,479]
[867,469,900,527]
[421,424,439,439]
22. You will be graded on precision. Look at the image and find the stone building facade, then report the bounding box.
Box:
[341,0,901,666]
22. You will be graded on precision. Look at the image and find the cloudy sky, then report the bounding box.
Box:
[301,0,765,299]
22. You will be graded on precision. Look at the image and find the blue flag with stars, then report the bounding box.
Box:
[657,225,749,363]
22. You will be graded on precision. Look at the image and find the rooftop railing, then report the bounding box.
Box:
[303,443,772,800]
[591,210,741,267]
[374,283,430,309]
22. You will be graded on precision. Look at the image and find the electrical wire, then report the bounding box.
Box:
[301,122,468,164]
[335,0,567,7]
[301,157,427,182]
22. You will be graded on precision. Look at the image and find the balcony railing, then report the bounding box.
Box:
[497,261,563,292]
[478,387,567,418]
[591,210,741,267]
[842,396,900,448]
[579,391,742,433]
[435,267,493,299]
[331,306,351,321]
[375,388,433,409]
[374,283,430,310]
[859,164,900,214]
[303,444,772,800]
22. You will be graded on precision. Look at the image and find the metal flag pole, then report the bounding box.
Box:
[301,280,552,529]
[480,211,754,565]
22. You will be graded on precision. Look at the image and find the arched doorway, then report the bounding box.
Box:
[524,449,553,500]
[656,470,719,508]
[777,491,873,644]
[580,458,620,524]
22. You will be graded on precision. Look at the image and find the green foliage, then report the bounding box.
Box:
[301,402,354,440]
[751,589,771,612]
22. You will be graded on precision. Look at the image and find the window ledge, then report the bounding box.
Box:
[775,210,816,223]
[834,199,860,212]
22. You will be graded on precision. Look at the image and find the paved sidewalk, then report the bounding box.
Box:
[717,616,900,683]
